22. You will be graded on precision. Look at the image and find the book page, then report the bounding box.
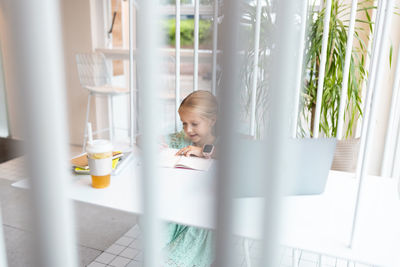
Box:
[159,148,180,168]
[159,148,213,171]
[175,156,213,171]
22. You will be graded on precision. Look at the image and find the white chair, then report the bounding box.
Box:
[76,52,129,151]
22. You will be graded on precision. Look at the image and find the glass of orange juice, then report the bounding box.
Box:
[86,139,113,189]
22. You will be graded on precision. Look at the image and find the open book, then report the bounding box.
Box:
[160,148,214,171]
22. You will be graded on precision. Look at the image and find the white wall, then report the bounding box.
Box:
[0,0,94,145]
[61,0,95,145]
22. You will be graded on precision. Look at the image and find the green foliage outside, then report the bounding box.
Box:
[300,0,374,138]
[162,19,212,47]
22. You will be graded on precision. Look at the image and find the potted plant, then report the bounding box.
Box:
[299,0,374,171]
[239,0,374,170]
[299,0,374,139]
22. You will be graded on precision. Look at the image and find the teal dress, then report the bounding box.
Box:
[162,131,214,267]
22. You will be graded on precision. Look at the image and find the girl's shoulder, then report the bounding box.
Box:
[166,131,191,149]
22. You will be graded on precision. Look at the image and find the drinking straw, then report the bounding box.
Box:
[87,122,93,145]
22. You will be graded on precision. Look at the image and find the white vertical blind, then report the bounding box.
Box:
[336,0,358,140]
[175,0,181,131]
[349,0,394,247]
[136,0,163,266]
[214,1,244,266]
[212,0,219,95]
[381,43,400,177]
[4,0,78,266]
[129,0,136,146]
[292,0,309,138]
[313,0,332,138]
[249,0,262,137]
[0,209,7,267]
[259,1,300,265]
[193,0,200,91]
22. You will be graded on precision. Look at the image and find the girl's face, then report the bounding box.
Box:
[179,110,216,145]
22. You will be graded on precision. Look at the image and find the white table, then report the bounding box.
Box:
[12,165,400,266]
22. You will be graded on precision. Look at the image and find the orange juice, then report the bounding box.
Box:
[91,174,111,189]
[86,139,113,189]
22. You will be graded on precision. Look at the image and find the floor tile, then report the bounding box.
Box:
[105,244,126,255]
[128,238,142,249]
[108,256,131,267]
[300,251,319,262]
[134,252,143,261]
[119,247,140,259]
[77,245,102,267]
[124,225,141,238]
[299,259,318,267]
[126,260,142,267]
[74,201,138,251]
[116,236,134,247]
[2,225,34,267]
[94,252,115,264]
[87,262,106,267]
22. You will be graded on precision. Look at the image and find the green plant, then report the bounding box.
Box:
[162,18,212,47]
[299,0,374,138]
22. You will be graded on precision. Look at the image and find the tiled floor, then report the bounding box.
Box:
[87,224,376,267]
[87,225,142,267]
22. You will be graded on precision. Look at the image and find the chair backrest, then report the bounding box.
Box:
[75,53,111,87]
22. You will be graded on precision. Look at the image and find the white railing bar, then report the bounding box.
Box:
[381,43,400,177]
[137,0,163,266]
[336,0,359,140]
[214,1,242,266]
[292,248,300,267]
[129,0,135,146]
[390,78,400,179]
[318,255,323,267]
[313,0,332,138]
[390,67,400,178]
[291,0,309,138]
[0,208,7,267]
[7,0,79,266]
[104,0,112,48]
[349,0,394,248]
[392,118,400,179]
[175,0,181,131]
[355,0,379,138]
[211,0,219,95]
[243,239,252,267]
[193,0,199,91]
[355,0,385,176]
[249,0,262,137]
[108,96,114,141]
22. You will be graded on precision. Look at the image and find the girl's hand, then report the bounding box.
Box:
[176,145,203,157]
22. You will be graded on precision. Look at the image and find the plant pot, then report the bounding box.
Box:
[331,138,361,172]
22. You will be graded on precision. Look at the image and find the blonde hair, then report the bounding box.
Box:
[178,90,218,120]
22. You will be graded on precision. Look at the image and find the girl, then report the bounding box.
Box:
[163,90,217,267]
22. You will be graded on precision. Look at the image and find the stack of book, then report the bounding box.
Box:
[71,151,123,175]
